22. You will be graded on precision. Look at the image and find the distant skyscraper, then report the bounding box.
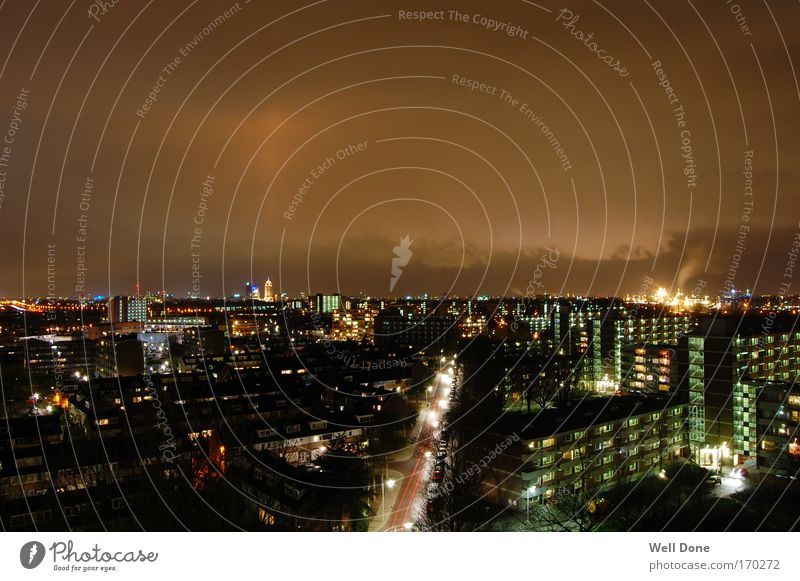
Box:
[245,282,260,300]
[264,278,273,302]
[108,295,148,323]
[128,296,148,322]
[108,296,128,323]
[315,293,341,314]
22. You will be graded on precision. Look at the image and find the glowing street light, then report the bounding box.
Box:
[381,475,397,518]
[527,485,537,520]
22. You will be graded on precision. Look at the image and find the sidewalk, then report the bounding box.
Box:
[368,468,405,532]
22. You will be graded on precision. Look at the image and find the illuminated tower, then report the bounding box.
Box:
[264,278,273,302]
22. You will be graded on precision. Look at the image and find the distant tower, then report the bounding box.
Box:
[264,278,273,302]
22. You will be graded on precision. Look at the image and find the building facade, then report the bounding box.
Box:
[756,381,800,476]
[683,316,800,465]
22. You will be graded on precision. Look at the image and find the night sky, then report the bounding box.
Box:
[0,0,798,298]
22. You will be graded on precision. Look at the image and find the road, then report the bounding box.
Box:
[710,458,756,499]
[373,360,455,532]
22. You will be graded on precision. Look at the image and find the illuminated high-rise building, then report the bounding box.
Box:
[315,293,341,314]
[128,296,148,322]
[108,295,147,323]
[264,278,274,302]
[244,282,260,300]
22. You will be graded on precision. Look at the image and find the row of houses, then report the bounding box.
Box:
[0,360,419,530]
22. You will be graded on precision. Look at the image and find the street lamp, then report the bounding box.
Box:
[381,476,396,519]
[526,485,536,521]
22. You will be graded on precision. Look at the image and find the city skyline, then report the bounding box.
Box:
[0,282,779,302]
